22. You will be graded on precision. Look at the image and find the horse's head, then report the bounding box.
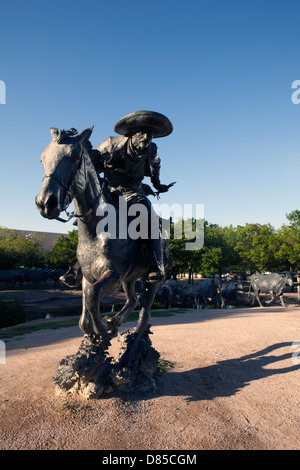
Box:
[35,126,93,219]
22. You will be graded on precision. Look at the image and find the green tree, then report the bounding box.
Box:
[47,229,78,268]
[200,246,223,276]
[274,210,300,271]
[0,228,45,269]
[202,223,241,275]
[234,223,279,273]
[169,218,203,274]
[169,219,239,276]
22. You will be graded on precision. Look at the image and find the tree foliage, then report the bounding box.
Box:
[234,223,279,273]
[2,208,300,275]
[46,229,78,268]
[169,210,300,275]
[0,228,45,269]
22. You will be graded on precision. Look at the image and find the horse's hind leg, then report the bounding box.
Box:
[135,282,158,336]
[107,280,139,330]
[119,282,158,368]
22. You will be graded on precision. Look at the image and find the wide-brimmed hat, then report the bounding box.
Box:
[114,110,173,138]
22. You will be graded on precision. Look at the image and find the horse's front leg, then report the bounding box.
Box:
[78,277,94,335]
[107,280,139,330]
[85,270,120,336]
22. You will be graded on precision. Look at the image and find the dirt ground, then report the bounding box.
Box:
[0,291,300,450]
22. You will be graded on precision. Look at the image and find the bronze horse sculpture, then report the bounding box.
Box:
[36,126,171,379]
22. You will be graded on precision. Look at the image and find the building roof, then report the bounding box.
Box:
[13,229,68,251]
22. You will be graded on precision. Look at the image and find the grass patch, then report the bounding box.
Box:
[156,358,175,375]
[0,317,79,341]
[60,400,89,414]
[118,308,181,323]
[0,308,186,341]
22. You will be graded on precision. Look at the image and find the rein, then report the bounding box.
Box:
[56,192,102,223]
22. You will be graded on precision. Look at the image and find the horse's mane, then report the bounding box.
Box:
[61,128,104,188]
[59,128,93,152]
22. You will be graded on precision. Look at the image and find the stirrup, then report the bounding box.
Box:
[147,268,164,283]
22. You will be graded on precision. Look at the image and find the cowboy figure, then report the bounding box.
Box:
[61,110,175,286]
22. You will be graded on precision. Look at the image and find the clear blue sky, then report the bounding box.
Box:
[1,0,300,234]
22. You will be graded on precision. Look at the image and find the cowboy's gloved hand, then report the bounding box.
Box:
[157,182,176,193]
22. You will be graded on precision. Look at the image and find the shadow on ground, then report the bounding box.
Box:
[150,341,300,402]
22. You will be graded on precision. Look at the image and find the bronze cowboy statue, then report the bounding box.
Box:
[35,110,175,396]
[61,110,175,287]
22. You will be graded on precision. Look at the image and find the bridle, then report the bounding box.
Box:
[42,145,101,223]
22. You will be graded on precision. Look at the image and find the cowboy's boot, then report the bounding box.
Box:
[147,238,165,282]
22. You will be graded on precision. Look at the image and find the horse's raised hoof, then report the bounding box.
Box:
[59,266,82,288]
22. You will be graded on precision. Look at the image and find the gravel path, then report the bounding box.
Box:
[0,305,300,450]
